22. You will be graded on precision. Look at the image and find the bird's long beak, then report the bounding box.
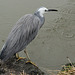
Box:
[48,9,58,12]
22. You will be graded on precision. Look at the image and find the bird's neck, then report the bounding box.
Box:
[34,12,45,28]
[34,11,44,18]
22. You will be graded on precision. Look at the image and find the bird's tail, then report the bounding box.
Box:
[0,53,1,59]
[0,51,5,60]
[0,46,7,61]
[0,51,9,61]
[0,51,2,59]
[0,48,14,61]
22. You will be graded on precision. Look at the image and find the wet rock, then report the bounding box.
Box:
[0,56,44,75]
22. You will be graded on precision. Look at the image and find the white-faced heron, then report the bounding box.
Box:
[0,7,58,62]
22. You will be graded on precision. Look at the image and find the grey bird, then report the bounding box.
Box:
[0,7,58,62]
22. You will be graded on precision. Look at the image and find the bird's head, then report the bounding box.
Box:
[36,7,58,17]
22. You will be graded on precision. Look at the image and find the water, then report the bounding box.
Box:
[0,0,75,70]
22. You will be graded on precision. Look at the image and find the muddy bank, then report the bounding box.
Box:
[0,56,44,75]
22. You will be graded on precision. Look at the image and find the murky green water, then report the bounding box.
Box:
[0,0,75,70]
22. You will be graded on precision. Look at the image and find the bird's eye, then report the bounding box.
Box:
[45,10,47,12]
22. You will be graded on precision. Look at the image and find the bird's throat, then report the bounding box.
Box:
[39,13,44,17]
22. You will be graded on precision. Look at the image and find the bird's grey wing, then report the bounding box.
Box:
[0,14,40,61]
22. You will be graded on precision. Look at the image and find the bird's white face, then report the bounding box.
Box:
[36,7,58,17]
[38,7,48,17]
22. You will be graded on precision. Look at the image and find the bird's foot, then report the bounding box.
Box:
[26,60,38,67]
[16,53,26,61]
[17,57,26,61]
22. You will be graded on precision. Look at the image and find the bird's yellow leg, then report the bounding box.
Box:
[16,53,26,61]
[26,60,37,67]
[24,50,30,60]
[24,49,37,67]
